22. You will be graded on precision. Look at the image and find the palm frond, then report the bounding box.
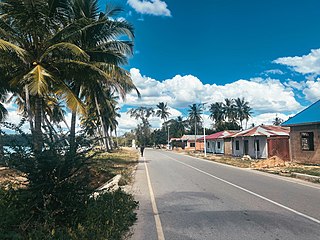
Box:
[23,65,53,96]
[40,42,89,62]
[0,38,28,60]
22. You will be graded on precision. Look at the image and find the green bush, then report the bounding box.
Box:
[0,128,138,240]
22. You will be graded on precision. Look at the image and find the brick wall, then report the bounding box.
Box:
[290,124,320,164]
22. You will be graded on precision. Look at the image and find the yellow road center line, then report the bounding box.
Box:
[143,157,165,240]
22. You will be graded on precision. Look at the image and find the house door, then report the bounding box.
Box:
[244,140,249,155]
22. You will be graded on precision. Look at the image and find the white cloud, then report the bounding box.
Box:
[124,68,302,114]
[117,106,182,134]
[262,69,284,76]
[302,78,320,102]
[274,48,320,75]
[247,113,292,127]
[127,0,171,17]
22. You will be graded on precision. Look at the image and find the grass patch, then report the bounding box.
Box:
[186,152,252,168]
[283,167,320,177]
[90,147,139,188]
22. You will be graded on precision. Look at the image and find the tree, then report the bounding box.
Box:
[223,98,236,123]
[187,104,202,150]
[209,102,224,129]
[155,102,171,126]
[273,115,283,126]
[0,0,98,152]
[65,0,138,152]
[128,107,154,146]
[234,97,252,129]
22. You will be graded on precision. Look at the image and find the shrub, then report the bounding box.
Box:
[0,125,138,239]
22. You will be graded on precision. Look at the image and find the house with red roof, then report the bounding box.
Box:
[282,100,320,164]
[198,130,238,154]
[231,125,290,160]
[170,135,204,151]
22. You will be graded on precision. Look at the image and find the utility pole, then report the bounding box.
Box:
[203,103,207,157]
[167,126,170,150]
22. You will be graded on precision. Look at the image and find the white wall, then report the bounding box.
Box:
[232,136,268,159]
[206,139,224,154]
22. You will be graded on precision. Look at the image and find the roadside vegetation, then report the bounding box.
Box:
[185,151,320,182]
[0,0,139,239]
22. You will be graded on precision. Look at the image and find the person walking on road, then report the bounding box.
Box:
[140,146,145,157]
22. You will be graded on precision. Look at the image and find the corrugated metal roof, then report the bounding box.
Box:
[282,99,320,126]
[180,135,204,140]
[232,125,289,138]
[198,130,238,141]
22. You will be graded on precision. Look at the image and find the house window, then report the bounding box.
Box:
[190,142,195,147]
[207,141,210,148]
[254,140,260,152]
[301,132,314,151]
[235,140,239,150]
[217,142,221,149]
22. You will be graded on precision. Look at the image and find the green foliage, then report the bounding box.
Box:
[0,125,137,239]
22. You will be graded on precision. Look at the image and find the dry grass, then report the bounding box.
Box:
[90,147,139,188]
[186,152,252,168]
[184,151,320,180]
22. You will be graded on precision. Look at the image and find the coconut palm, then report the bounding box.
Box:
[234,97,252,129]
[273,115,283,126]
[223,98,236,123]
[0,0,97,152]
[156,102,170,122]
[209,102,224,129]
[64,0,138,151]
[187,104,202,150]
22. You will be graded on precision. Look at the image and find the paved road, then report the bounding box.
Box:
[130,149,320,240]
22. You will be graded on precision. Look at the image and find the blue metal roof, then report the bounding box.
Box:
[282,99,320,126]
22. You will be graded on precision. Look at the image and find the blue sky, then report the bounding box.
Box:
[4,0,320,133]
[104,0,320,133]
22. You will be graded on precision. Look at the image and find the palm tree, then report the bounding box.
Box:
[187,104,202,151]
[156,102,171,126]
[234,97,251,129]
[65,0,138,152]
[0,0,97,152]
[273,115,283,126]
[209,102,224,129]
[223,98,236,123]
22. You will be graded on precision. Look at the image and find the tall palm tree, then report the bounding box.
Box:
[65,0,138,152]
[234,97,251,129]
[0,0,97,152]
[187,103,202,150]
[223,98,236,123]
[209,102,224,129]
[156,102,171,131]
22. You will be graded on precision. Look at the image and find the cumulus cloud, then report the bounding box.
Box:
[127,0,171,17]
[274,48,320,75]
[124,68,302,114]
[302,78,320,102]
[247,113,292,127]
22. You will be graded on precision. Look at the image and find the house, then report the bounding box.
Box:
[197,130,238,154]
[282,100,320,164]
[170,135,204,150]
[231,125,290,160]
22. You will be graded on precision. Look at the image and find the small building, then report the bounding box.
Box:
[170,135,204,151]
[197,130,238,154]
[231,125,290,160]
[282,100,320,164]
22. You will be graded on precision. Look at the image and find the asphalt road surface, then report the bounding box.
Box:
[130,149,320,240]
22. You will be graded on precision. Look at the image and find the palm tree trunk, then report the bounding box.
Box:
[94,94,109,151]
[25,86,34,133]
[194,119,197,151]
[33,96,43,153]
[70,111,78,153]
[70,85,80,153]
